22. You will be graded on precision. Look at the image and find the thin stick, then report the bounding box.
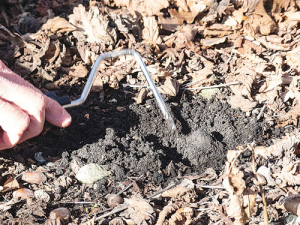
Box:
[184,82,241,90]
[251,145,268,225]
[117,182,133,195]
[93,205,128,222]
[146,184,176,199]
[196,185,226,189]
[257,104,266,120]
[62,201,95,204]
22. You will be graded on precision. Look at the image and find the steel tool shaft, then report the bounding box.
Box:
[62,49,176,131]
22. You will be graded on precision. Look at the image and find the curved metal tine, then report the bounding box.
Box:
[63,49,176,131]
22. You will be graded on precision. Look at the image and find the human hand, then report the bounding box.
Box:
[0,60,72,150]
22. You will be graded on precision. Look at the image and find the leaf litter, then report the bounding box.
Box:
[1,0,300,224]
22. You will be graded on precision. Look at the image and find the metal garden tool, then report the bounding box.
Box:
[45,49,176,131]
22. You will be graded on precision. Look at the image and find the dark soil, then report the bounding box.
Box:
[22,87,265,185]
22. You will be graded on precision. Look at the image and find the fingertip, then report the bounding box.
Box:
[2,131,22,148]
[61,110,72,127]
[45,97,72,127]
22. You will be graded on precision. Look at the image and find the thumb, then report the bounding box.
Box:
[45,96,72,127]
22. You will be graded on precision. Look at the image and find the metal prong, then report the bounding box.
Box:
[64,49,176,131]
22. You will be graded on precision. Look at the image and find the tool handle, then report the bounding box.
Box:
[44,91,71,106]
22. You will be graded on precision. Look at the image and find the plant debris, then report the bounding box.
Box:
[1,0,300,224]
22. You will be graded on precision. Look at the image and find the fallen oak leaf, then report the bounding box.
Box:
[169,207,194,225]
[69,4,117,45]
[62,63,89,78]
[157,77,180,97]
[41,17,76,35]
[227,94,257,112]
[133,88,150,104]
[162,185,197,202]
[201,36,227,47]
[156,203,179,225]
[2,176,19,193]
[254,134,300,158]
[104,0,169,17]
[120,197,155,224]
[142,16,162,45]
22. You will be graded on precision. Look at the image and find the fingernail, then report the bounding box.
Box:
[62,111,72,127]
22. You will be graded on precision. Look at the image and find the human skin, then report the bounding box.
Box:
[0,60,71,150]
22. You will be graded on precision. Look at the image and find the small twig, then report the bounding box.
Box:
[184,82,241,90]
[146,184,176,199]
[250,145,268,225]
[117,182,133,196]
[257,104,266,120]
[94,205,128,222]
[61,201,95,204]
[196,185,226,189]
[123,84,149,88]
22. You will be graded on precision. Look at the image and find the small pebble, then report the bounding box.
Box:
[49,207,71,222]
[22,171,46,184]
[107,194,124,208]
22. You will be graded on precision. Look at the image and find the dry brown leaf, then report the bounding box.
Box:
[223,149,248,225]
[243,188,258,222]
[246,0,277,35]
[226,66,257,99]
[254,135,300,158]
[2,176,19,193]
[162,186,197,202]
[169,207,194,225]
[201,36,227,46]
[165,26,197,49]
[109,0,169,16]
[274,162,300,187]
[62,63,89,78]
[0,24,25,60]
[228,94,257,112]
[157,77,180,97]
[134,88,150,104]
[142,16,162,45]
[41,17,76,35]
[255,89,279,105]
[286,45,300,70]
[169,0,207,24]
[69,4,117,44]
[121,197,155,224]
[156,203,179,225]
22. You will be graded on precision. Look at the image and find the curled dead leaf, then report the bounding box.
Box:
[142,16,162,45]
[2,176,19,193]
[169,207,194,225]
[157,77,180,97]
[69,4,117,45]
[120,197,155,224]
[228,94,257,112]
[156,203,179,225]
[41,17,76,35]
[134,88,149,104]
[107,0,169,16]
[162,186,197,202]
[62,63,89,78]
